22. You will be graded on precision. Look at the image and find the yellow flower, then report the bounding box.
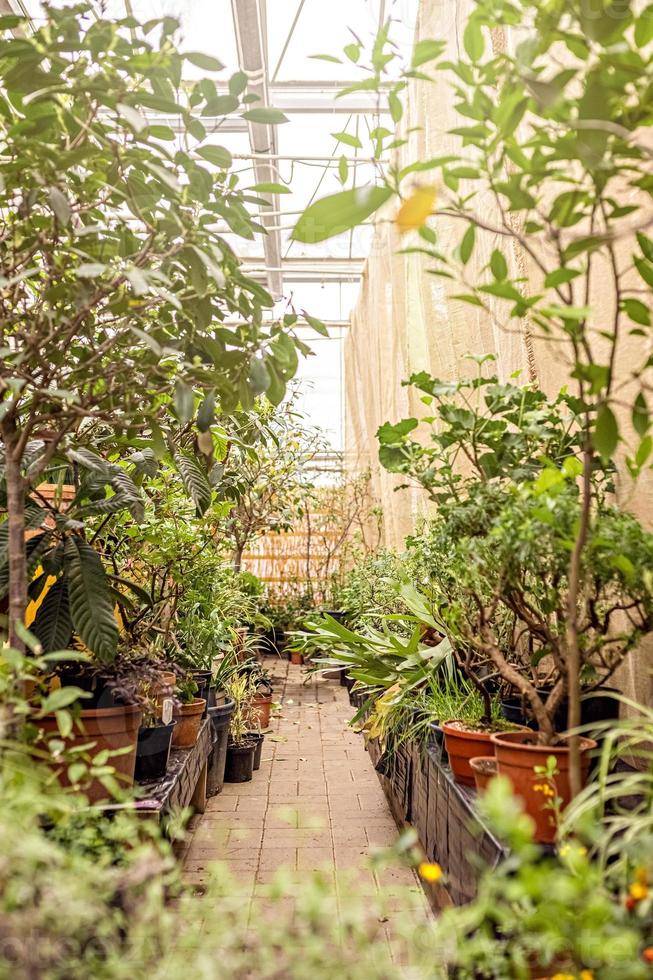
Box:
[395,185,437,235]
[629,881,649,902]
[580,971,594,980]
[418,862,443,883]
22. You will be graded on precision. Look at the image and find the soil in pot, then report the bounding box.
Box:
[251,690,273,729]
[491,730,597,844]
[224,739,256,783]
[135,720,176,783]
[441,720,499,786]
[172,697,206,748]
[38,703,142,803]
[206,698,235,796]
[470,756,498,793]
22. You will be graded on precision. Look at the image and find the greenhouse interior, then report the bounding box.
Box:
[2,0,653,976]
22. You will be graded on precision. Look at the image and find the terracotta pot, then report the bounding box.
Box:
[470,756,498,793]
[251,691,272,729]
[441,720,495,786]
[38,703,142,803]
[290,650,303,666]
[172,697,206,748]
[491,730,597,844]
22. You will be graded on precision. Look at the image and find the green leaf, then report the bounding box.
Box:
[242,106,288,124]
[302,311,329,337]
[197,389,216,431]
[48,187,71,226]
[623,298,651,327]
[173,380,195,423]
[490,249,508,281]
[593,404,619,459]
[635,5,653,46]
[41,685,87,714]
[291,185,393,244]
[459,225,475,265]
[412,39,446,68]
[544,268,581,288]
[250,181,291,194]
[344,43,360,63]
[185,51,224,71]
[331,131,362,149]
[64,538,118,662]
[635,257,653,289]
[195,144,233,169]
[632,391,650,438]
[30,579,72,653]
[636,434,653,467]
[463,19,484,61]
[75,263,107,278]
[110,470,145,522]
[175,451,212,515]
[116,102,147,133]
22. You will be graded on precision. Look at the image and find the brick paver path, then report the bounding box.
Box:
[183,659,429,933]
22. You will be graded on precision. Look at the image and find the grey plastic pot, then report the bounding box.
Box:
[206,698,235,797]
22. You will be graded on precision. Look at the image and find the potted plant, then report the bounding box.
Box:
[134,677,177,784]
[224,675,257,783]
[171,676,206,749]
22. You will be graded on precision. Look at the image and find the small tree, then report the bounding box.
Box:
[294,0,653,792]
[0,4,318,653]
[216,398,325,571]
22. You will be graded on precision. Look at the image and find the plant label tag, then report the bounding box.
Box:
[161,698,173,725]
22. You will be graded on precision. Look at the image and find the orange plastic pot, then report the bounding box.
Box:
[251,691,272,729]
[172,697,206,748]
[491,730,597,843]
[39,703,142,803]
[470,756,498,793]
[290,650,303,666]
[441,721,495,786]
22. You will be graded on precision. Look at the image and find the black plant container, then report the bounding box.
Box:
[246,731,265,770]
[135,721,176,783]
[207,698,235,797]
[500,687,621,732]
[224,739,256,783]
[190,670,212,717]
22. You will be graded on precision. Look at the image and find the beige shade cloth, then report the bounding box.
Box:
[344,0,653,707]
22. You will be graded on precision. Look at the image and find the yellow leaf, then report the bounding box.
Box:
[395,185,437,235]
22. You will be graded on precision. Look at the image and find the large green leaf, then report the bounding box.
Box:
[291,185,393,244]
[64,538,118,662]
[175,451,213,515]
[30,578,72,653]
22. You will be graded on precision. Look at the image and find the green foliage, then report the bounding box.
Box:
[0,2,319,648]
[436,777,653,979]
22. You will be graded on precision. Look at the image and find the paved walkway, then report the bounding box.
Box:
[183,659,429,934]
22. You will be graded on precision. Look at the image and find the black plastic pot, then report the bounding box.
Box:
[428,721,446,763]
[246,731,265,770]
[224,739,256,783]
[500,687,621,732]
[206,698,235,797]
[134,721,176,783]
[321,609,347,623]
[191,670,212,717]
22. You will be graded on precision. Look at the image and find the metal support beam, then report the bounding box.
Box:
[231,0,284,301]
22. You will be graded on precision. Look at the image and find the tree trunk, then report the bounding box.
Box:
[565,444,593,797]
[233,543,243,572]
[3,428,26,651]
